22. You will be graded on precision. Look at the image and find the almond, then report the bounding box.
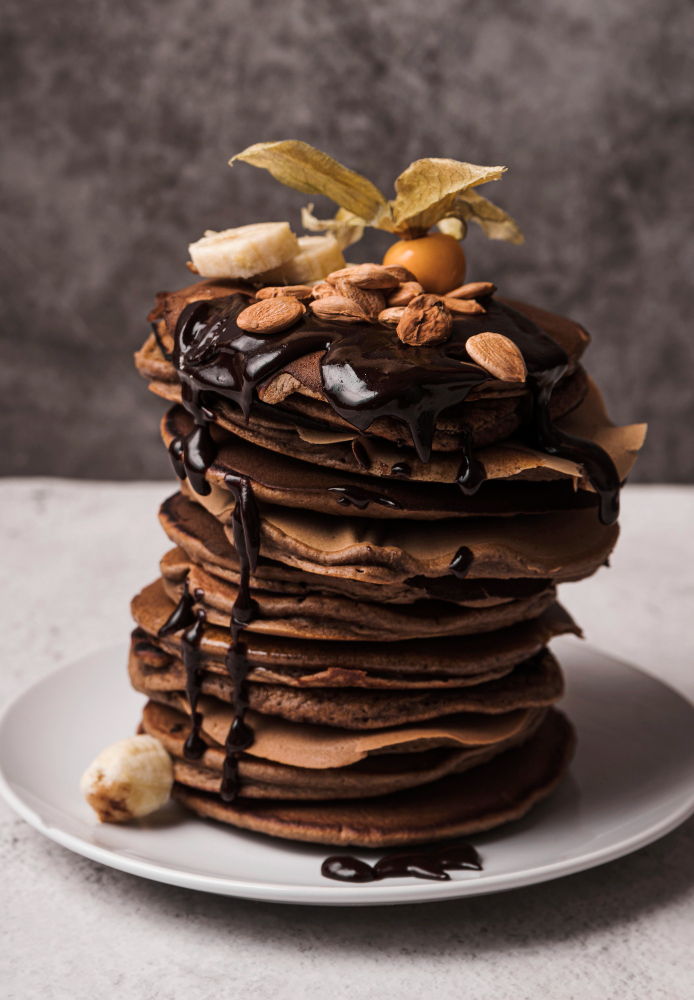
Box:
[236,297,305,335]
[387,281,424,307]
[327,263,400,290]
[334,278,385,320]
[311,281,335,300]
[185,261,200,274]
[383,264,417,283]
[379,306,406,325]
[446,281,497,300]
[256,284,314,301]
[310,296,368,324]
[396,295,452,346]
[465,332,527,382]
[443,297,486,315]
[257,372,302,405]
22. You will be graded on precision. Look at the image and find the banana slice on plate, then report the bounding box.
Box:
[259,235,346,285]
[188,222,299,279]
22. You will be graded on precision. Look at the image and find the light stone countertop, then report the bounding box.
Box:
[1,479,693,1000]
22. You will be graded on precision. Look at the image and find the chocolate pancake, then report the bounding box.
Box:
[159,491,554,606]
[132,580,579,681]
[170,709,575,847]
[180,483,618,586]
[129,643,564,727]
[140,281,590,453]
[142,700,547,800]
[162,404,620,520]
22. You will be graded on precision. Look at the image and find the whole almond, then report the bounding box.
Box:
[236,297,305,335]
[335,278,385,320]
[310,296,368,324]
[396,295,452,346]
[378,306,406,325]
[387,281,425,307]
[256,284,314,301]
[327,263,400,290]
[383,264,417,283]
[443,297,486,315]
[446,281,497,300]
[311,281,335,299]
[465,332,527,382]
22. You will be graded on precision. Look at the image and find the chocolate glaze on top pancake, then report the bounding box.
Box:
[151,282,619,524]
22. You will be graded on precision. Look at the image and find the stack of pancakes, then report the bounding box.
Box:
[129,274,645,848]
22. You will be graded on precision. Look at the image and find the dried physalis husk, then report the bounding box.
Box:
[310,296,368,324]
[379,306,406,325]
[333,278,385,320]
[387,281,424,307]
[396,295,453,346]
[237,297,305,334]
[446,281,497,299]
[443,296,486,315]
[256,284,314,301]
[327,263,400,290]
[465,332,527,382]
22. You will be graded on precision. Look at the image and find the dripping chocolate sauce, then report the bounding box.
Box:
[169,292,619,524]
[328,485,403,510]
[449,546,474,579]
[390,461,411,478]
[158,577,208,759]
[351,438,370,470]
[321,841,482,883]
[220,472,261,801]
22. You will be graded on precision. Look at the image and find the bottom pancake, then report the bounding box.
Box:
[172,709,574,847]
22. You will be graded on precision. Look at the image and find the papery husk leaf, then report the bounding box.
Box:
[436,217,467,240]
[232,141,392,228]
[451,189,525,244]
[390,158,506,232]
[301,204,367,249]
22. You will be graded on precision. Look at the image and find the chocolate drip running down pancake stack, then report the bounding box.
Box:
[129,269,646,848]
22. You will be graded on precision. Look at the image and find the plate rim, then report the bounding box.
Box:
[2,642,694,906]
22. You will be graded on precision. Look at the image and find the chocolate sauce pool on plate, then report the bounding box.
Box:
[321,841,483,883]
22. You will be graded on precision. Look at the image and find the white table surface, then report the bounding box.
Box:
[1,479,693,1000]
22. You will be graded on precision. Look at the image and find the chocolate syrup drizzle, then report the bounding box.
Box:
[327,485,404,510]
[220,472,261,801]
[322,841,482,883]
[158,577,208,759]
[162,285,622,800]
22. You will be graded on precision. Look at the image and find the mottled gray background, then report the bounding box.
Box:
[2,0,692,480]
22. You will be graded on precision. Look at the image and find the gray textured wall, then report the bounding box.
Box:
[2,0,692,481]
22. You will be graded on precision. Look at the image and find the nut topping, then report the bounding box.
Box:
[465,332,527,382]
[396,295,453,346]
[256,284,314,301]
[236,297,305,334]
[387,281,425,307]
[383,264,417,283]
[310,296,368,324]
[311,281,335,299]
[378,306,406,325]
[334,278,385,320]
[443,296,486,315]
[327,263,400,290]
[446,281,497,299]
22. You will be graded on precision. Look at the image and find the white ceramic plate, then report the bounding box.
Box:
[1,636,694,906]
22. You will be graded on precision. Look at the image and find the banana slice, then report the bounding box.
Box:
[259,235,346,285]
[81,734,173,822]
[188,222,299,280]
